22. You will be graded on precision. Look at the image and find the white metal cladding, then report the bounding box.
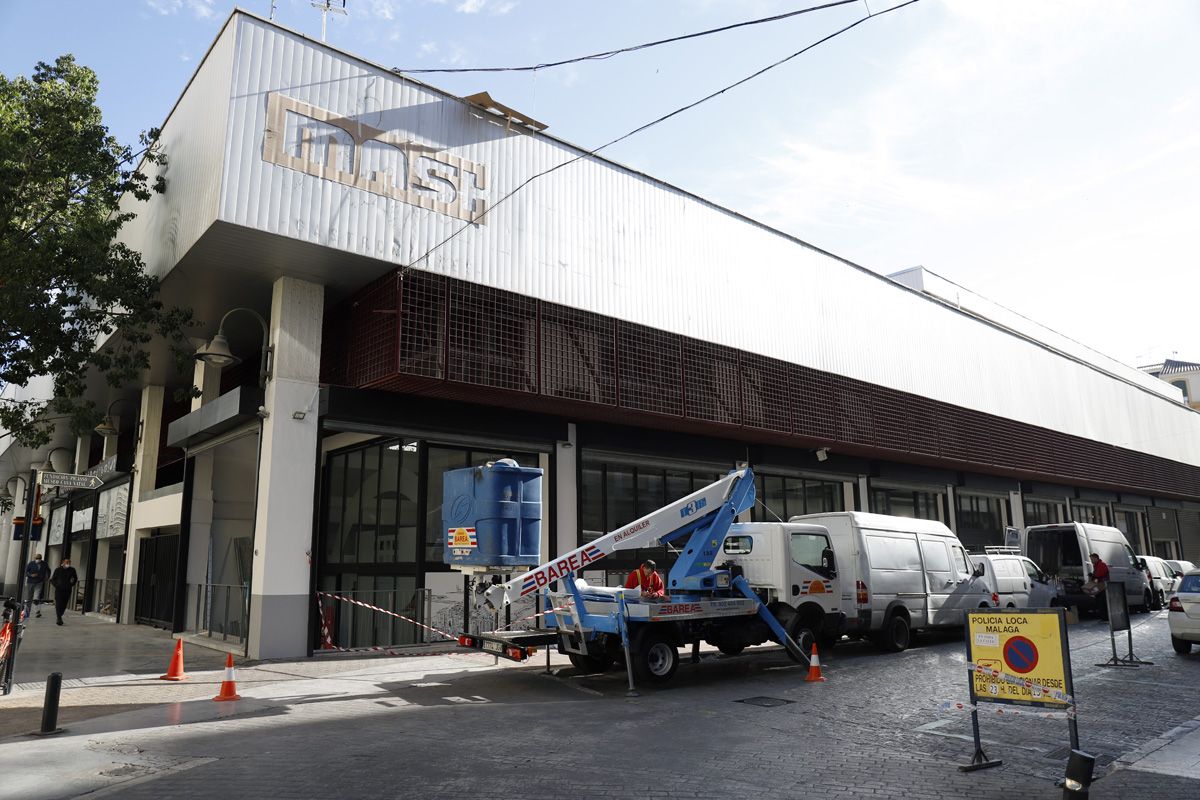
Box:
[211,14,1200,467]
[116,21,235,281]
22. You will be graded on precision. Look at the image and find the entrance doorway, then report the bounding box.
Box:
[135,531,179,628]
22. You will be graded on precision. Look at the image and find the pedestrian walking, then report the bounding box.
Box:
[23,553,50,618]
[49,558,78,626]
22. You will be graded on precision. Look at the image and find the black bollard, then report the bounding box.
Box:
[31,672,64,736]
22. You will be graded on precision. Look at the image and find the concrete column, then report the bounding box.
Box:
[0,508,12,595]
[857,476,871,512]
[247,276,323,659]
[102,431,118,460]
[945,485,957,531]
[553,423,577,563]
[192,349,222,411]
[74,435,92,473]
[135,386,166,498]
[1008,490,1025,531]
[2,480,32,594]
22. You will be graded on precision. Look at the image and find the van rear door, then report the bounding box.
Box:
[918,536,955,625]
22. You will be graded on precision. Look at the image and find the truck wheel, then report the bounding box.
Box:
[634,630,679,683]
[786,617,816,663]
[875,613,911,653]
[1172,636,1192,655]
[717,643,745,657]
[568,653,614,674]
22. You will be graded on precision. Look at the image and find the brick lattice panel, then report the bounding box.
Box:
[326,268,1200,499]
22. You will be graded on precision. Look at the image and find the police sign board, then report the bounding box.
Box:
[965,608,1073,709]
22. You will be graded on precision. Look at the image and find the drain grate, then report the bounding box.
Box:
[737,696,794,707]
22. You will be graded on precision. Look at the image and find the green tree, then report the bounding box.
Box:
[0,55,191,458]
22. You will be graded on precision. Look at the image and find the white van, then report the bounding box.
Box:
[972,548,1057,609]
[727,512,993,653]
[1020,523,1152,613]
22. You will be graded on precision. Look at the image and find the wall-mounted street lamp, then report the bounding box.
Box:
[0,475,28,504]
[194,308,274,389]
[94,398,138,438]
[38,447,72,474]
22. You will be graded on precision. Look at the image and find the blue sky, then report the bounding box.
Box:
[2,0,1197,368]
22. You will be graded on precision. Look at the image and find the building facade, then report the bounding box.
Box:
[4,11,1200,659]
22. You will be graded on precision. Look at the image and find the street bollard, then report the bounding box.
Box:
[31,672,64,736]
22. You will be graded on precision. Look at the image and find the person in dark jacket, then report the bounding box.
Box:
[24,553,50,618]
[49,558,78,626]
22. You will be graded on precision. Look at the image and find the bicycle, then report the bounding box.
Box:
[1,596,21,695]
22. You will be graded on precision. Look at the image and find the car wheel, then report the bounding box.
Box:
[633,629,679,684]
[1172,636,1192,655]
[785,617,817,663]
[1137,590,1152,614]
[874,613,911,653]
[1158,590,1166,610]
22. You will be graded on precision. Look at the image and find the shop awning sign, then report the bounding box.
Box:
[39,471,102,490]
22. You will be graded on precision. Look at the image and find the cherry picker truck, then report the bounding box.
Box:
[444,461,821,691]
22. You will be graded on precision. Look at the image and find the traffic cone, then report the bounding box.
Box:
[159,639,188,681]
[805,642,827,682]
[212,654,242,701]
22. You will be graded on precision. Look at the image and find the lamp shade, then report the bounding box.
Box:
[94,416,119,437]
[195,333,243,368]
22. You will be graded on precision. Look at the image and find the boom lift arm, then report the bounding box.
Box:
[483,468,753,610]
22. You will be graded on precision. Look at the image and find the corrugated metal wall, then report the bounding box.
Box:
[324,269,1200,500]
[117,20,236,280]
[215,14,1200,468]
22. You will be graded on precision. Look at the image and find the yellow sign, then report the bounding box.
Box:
[448,527,477,548]
[965,610,1070,708]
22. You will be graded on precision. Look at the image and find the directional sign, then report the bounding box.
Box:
[39,471,102,490]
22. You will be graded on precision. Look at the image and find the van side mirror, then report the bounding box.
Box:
[1175,571,1185,579]
[972,563,985,578]
[821,547,837,577]
[1136,558,1147,571]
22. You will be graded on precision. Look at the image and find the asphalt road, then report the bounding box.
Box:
[6,608,1198,799]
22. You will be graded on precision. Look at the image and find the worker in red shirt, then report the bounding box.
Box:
[625,559,666,600]
[1083,552,1110,596]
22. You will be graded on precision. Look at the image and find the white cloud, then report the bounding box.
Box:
[454,0,516,14]
[704,0,1200,364]
[144,0,214,19]
[419,40,439,56]
[369,0,396,20]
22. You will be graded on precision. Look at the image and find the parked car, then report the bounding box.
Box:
[1140,555,1176,609]
[1168,570,1200,654]
[972,548,1057,609]
[747,512,993,652]
[1165,560,1197,589]
[1018,523,1153,613]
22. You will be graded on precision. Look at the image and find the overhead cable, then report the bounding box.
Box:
[400,0,921,276]
[391,0,861,74]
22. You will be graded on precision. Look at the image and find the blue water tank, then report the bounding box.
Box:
[442,459,543,571]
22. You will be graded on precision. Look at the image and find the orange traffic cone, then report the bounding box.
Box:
[805,642,827,682]
[212,653,242,701]
[159,639,188,681]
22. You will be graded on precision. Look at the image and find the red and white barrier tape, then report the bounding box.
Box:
[937,700,1075,720]
[315,590,460,643]
[492,602,573,632]
[965,661,1074,704]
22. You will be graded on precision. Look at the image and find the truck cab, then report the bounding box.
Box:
[723,522,845,647]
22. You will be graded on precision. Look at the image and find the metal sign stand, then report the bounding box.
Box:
[1096,583,1150,667]
[959,620,1002,772]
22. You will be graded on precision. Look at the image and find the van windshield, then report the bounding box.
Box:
[1027,527,1083,578]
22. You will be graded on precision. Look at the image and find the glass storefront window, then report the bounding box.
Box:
[1023,499,1063,527]
[751,473,846,522]
[871,486,943,521]
[956,493,1006,549]
[1070,502,1107,526]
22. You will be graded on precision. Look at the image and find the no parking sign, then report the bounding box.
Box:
[958,608,1080,772]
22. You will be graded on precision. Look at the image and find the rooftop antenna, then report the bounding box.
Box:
[269,1,276,20]
[311,0,347,42]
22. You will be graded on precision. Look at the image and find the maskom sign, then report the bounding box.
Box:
[263,92,489,225]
